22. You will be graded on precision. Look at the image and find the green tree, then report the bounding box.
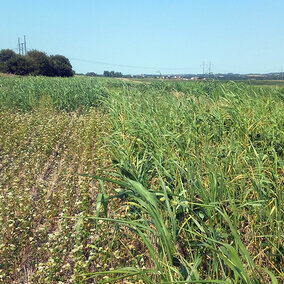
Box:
[50,55,74,77]
[103,70,123,77]
[6,55,33,75]
[26,50,53,76]
[85,72,97,77]
[103,71,110,77]
[0,49,17,73]
[0,61,5,73]
[114,72,122,77]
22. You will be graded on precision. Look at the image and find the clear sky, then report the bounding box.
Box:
[1,0,283,75]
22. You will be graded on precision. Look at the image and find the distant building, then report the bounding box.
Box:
[190,76,200,80]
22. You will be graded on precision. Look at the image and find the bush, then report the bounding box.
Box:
[7,55,33,75]
[0,48,74,77]
[0,49,17,73]
[26,50,54,76]
[85,72,98,77]
[103,70,123,77]
[50,55,74,77]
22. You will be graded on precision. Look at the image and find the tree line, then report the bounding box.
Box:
[84,71,123,77]
[0,49,74,77]
[85,71,123,77]
[103,71,123,77]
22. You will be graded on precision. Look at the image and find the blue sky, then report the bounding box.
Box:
[1,0,283,74]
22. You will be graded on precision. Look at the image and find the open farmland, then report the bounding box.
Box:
[0,75,283,283]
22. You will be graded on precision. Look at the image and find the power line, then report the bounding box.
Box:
[11,40,204,73]
[69,57,200,72]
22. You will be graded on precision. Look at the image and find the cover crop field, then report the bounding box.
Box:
[0,75,283,283]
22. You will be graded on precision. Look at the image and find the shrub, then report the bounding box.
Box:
[0,49,17,73]
[26,50,54,76]
[6,55,33,75]
[50,55,74,77]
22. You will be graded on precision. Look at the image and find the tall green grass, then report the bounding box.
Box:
[0,75,112,112]
[0,76,282,282]
[87,80,283,282]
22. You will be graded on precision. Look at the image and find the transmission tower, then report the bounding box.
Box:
[17,36,27,55]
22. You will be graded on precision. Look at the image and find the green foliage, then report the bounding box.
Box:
[104,70,123,77]
[86,72,98,77]
[0,49,17,73]
[0,49,74,77]
[0,62,5,73]
[0,49,16,63]
[0,76,110,111]
[0,77,283,283]
[49,55,74,77]
[26,50,54,76]
[6,55,33,75]
[97,79,283,282]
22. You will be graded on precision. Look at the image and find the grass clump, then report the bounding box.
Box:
[90,80,283,283]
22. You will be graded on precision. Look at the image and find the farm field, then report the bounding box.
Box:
[243,80,284,88]
[0,75,283,283]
